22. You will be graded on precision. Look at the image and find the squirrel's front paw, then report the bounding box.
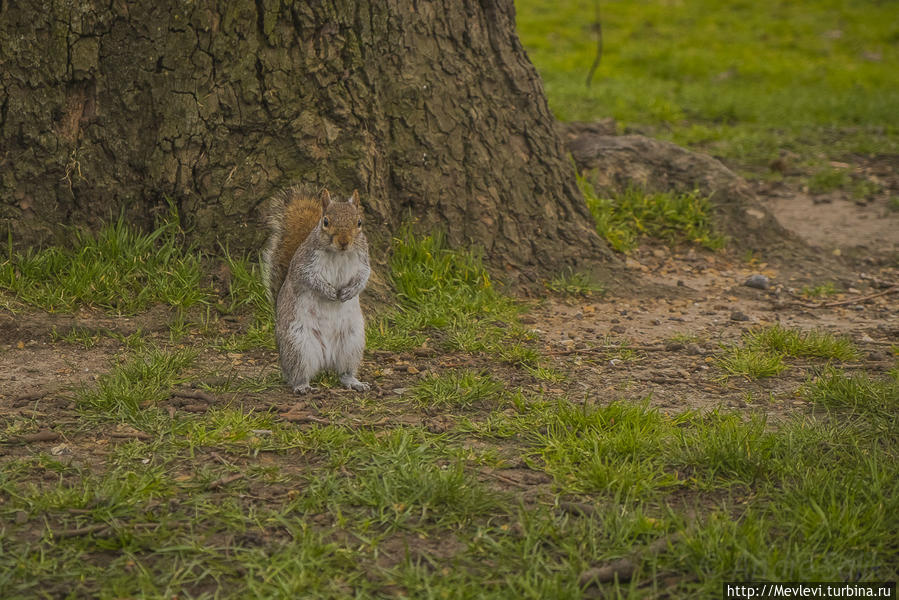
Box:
[339,374,370,392]
[336,286,356,302]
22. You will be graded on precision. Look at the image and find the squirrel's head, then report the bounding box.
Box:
[319,188,364,251]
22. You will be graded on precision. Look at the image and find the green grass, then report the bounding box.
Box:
[367,227,518,352]
[50,325,102,348]
[745,324,859,361]
[411,370,506,409]
[516,0,899,167]
[545,268,605,296]
[214,250,276,351]
[803,367,898,418]
[717,324,860,380]
[801,282,841,298]
[667,333,701,346]
[807,167,852,194]
[470,392,899,587]
[1,210,211,314]
[578,178,725,252]
[367,227,558,378]
[388,227,518,326]
[716,345,788,380]
[3,312,898,598]
[76,344,198,426]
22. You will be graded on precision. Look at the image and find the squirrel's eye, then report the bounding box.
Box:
[322,217,330,228]
[357,219,362,227]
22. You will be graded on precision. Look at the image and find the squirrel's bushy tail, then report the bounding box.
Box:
[262,184,322,305]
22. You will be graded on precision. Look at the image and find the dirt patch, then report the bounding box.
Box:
[528,240,896,414]
[753,162,899,261]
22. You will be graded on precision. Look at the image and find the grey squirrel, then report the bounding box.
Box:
[262,185,371,394]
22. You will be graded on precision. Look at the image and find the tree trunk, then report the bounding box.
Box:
[1,0,611,280]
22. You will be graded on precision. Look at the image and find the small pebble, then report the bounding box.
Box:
[686,343,703,355]
[50,443,71,456]
[610,325,626,334]
[730,311,751,322]
[743,274,770,290]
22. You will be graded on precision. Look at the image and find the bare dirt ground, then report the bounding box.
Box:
[754,156,899,259]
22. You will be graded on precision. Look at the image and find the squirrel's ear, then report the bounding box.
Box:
[320,188,332,211]
[349,189,361,206]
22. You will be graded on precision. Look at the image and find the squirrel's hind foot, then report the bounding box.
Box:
[340,374,370,392]
[292,383,314,394]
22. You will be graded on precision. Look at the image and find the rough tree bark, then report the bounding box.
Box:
[0,0,611,280]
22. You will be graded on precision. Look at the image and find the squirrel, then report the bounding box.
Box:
[262,184,371,394]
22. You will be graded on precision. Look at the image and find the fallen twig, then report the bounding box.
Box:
[280,412,330,425]
[546,344,665,357]
[645,376,690,385]
[789,286,898,309]
[51,523,110,539]
[12,390,50,405]
[209,451,233,467]
[2,430,61,445]
[482,470,530,489]
[109,430,152,441]
[580,533,683,587]
[207,473,245,490]
[584,2,603,87]
[172,389,216,403]
[557,500,598,517]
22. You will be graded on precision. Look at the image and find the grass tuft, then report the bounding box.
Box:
[800,282,840,298]
[76,345,197,424]
[578,179,725,253]
[1,210,210,314]
[368,227,517,353]
[369,227,555,378]
[215,249,275,351]
[389,226,517,326]
[745,324,859,361]
[411,370,506,408]
[717,325,860,380]
[546,268,606,297]
[803,368,899,418]
[716,345,788,380]
[808,167,852,194]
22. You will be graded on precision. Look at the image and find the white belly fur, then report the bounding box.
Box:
[278,250,365,382]
[286,292,363,373]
